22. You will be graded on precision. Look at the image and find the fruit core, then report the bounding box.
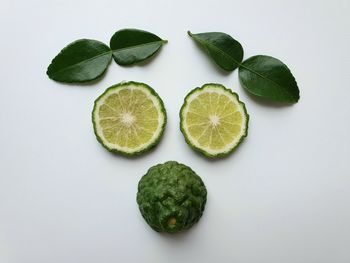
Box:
[209,115,220,126]
[121,112,135,126]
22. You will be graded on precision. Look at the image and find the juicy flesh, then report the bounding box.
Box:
[185,92,243,150]
[98,88,159,149]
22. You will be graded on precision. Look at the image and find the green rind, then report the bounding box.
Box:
[92,81,167,157]
[47,39,112,84]
[137,161,207,234]
[180,83,249,158]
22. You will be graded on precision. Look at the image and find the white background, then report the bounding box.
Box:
[0,0,349,262]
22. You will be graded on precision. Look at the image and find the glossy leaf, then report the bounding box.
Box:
[47,39,112,83]
[188,31,243,71]
[110,29,167,65]
[239,55,300,103]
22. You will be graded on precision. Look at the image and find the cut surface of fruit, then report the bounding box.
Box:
[92,81,166,156]
[180,83,249,158]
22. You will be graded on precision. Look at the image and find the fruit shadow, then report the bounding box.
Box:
[157,217,204,241]
[99,142,161,161]
[97,127,168,161]
[189,41,232,77]
[188,137,249,164]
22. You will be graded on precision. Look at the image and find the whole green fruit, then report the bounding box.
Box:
[137,161,207,233]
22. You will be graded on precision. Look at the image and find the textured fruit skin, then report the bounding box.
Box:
[137,161,207,233]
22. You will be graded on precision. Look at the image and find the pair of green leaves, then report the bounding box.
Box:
[188,31,300,103]
[48,29,299,103]
[47,29,167,83]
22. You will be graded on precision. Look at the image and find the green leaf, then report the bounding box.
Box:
[239,55,300,103]
[47,39,112,83]
[110,28,167,65]
[188,31,244,71]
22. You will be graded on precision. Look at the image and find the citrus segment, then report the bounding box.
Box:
[92,81,166,156]
[180,83,249,158]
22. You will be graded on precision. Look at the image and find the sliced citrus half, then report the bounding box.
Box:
[92,81,166,156]
[180,83,249,158]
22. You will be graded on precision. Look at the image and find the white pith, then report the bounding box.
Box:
[94,83,165,153]
[181,85,248,155]
[121,112,136,126]
[209,115,220,126]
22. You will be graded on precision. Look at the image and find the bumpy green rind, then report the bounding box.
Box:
[137,161,207,233]
[92,81,167,157]
[180,83,249,158]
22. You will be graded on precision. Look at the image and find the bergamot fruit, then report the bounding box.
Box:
[137,161,207,233]
[180,83,249,158]
[92,81,166,156]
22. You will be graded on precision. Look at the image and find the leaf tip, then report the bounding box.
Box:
[162,39,168,44]
[187,31,193,37]
[46,62,54,78]
[291,86,300,103]
[293,94,300,103]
